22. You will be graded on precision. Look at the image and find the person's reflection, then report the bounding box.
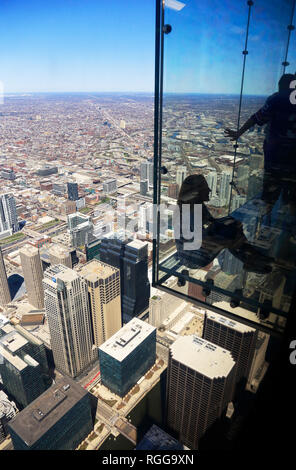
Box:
[225,73,296,230]
[175,174,274,274]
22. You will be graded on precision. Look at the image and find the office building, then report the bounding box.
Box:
[140,180,148,196]
[68,212,95,247]
[1,168,16,180]
[0,390,18,444]
[203,311,257,395]
[136,424,184,451]
[99,238,150,322]
[220,171,232,205]
[99,318,156,397]
[52,183,66,196]
[8,377,93,450]
[43,265,96,378]
[67,182,79,201]
[49,244,72,268]
[103,179,117,194]
[149,295,167,328]
[0,247,11,306]
[166,335,235,449]
[78,260,121,347]
[206,171,217,197]
[36,165,58,177]
[139,202,153,234]
[176,166,187,189]
[0,323,50,408]
[0,193,19,234]
[19,245,44,309]
[140,160,153,188]
[168,183,179,199]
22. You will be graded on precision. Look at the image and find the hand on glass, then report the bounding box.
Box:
[224,128,240,141]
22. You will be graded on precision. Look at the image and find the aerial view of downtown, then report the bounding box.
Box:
[0,0,295,460]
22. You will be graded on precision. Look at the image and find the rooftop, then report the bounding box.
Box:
[205,310,256,333]
[99,317,156,362]
[78,259,119,283]
[170,335,235,379]
[8,377,89,447]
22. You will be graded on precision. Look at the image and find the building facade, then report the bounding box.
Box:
[43,265,96,378]
[0,193,19,234]
[0,247,11,307]
[19,245,44,309]
[99,318,156,397]
[166,335,236,449]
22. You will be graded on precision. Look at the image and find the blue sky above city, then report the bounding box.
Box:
[0,0,295,94]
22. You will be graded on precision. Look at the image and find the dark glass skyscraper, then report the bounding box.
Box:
[99,237,150,323]
[67,182,79,201]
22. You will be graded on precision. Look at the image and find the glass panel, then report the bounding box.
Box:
[155,0,296,335]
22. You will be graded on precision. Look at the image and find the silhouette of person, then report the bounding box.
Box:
[174,174,273,274]
[225,73,296,215]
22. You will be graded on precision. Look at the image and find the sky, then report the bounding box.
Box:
[0,0,295,94]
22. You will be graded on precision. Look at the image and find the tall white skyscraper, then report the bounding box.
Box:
[140,160,153,188]
[43,265,95,378]
[139,202,153,234]
[0,193,18,234]
[206,171,217,197]
[220,171,232,205]
[176,166,187,189]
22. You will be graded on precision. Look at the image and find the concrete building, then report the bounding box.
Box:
[0,391,18,444]
[78,260,121,347]
[8,377,93,450]
[203,311,257,396]
[103,179,117,194]
[67,212,95,248]
[43,265,96,378]
[166,335,236,449]
[49,244,72,268]
[67,182,79,201]
[0,193,19,234]
[19,245,44,309]
[0,247,11,307]
[99,318,156,397]
[0,323,50,409]
[149,295,167,328]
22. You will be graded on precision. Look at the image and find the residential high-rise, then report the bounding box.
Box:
[0,322,50,408]
[140,160,153,188]
[67,182,79,201]
[99,318,156,397]
[203,311,257,396]
[103,179,117,194]
[67,212,95,247]
[206,171,217,197]
[166,335,236,449]
[0,248,11,306]
[8,377,93,450]
[98,238,150,323]
[49,244,72,268]
[19,245,44,309]
[149,295,167,328]
[220,171,232,205]
[78,260,121,347]
[43,265,96,378]
[0,193,19,234]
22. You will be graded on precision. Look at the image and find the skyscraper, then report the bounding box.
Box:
[19,245,44,309]
[0,247,11,307]
[0,322,50,408]
[166,335,235,449]
[99,318,156,397]
[206,171,217,197]
[43,265,95,378]
[98,237,150,323]
[8,377,93,450]
[176,166,187,189]
[78,260,121,347]
[220,171,232,205]
[0,193,18,234]
[203,311,257,396]
[67,182,79,201]
[140,160,153,188]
